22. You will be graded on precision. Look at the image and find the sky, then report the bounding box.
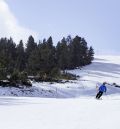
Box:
[0,0,120,55]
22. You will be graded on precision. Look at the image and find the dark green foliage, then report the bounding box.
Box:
[0,35,94,84]
[26,35,37,57]
[56,35,93,69]
[19,71,28,82]
[10,70,20,82]
[0,57,7,80]
[19,71,32,87]
[25,35,37,73]
[87,46,94,64]
[56,38,70,70]
[40,37,56,73]
[50,67,61,78]
[69,36,88,68]
[61,71,77,80]
[16,40,26,72]
[0,37,16,74]
[0,67,7,80]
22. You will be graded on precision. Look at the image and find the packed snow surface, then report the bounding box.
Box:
[0,55,120,129]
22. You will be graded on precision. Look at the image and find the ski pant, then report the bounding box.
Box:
[96,91,103,99]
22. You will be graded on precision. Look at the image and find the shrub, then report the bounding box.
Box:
[50,67,61,78]
[10,70,20,82]
[61,72,77,80]
[19,71,28,82]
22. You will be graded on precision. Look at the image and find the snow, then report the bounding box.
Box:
[0,97,120,129]
[0,55,120,129]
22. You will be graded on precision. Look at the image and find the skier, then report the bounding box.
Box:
[96,82,107,99]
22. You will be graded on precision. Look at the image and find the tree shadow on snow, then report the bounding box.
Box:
[86,62,120,78]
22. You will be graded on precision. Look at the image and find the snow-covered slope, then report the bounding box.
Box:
[0,55,120,98]
[0,96,120,129]
[0,56,120,129]
[68,55,120,98]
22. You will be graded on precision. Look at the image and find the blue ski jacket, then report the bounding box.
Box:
[99,85,107,92]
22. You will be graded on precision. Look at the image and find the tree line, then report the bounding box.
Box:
[0,35,94,81]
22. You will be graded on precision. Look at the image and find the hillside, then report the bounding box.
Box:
[0,56,120,129]
[0,56,120,98]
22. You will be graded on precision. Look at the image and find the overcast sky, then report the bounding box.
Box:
[1,0,120,55]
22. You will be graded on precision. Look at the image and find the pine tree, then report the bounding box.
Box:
[69,36,82,68]
[6,37,16,73]
[27,48,40,75]
[87,46,94,64]
[0,35,94,81]
[16,40,26,72]
[25,35,37,73]
[40,37,56,74]
[56,37,70,70]
[26,35,37,58]
[79,38,89,66]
